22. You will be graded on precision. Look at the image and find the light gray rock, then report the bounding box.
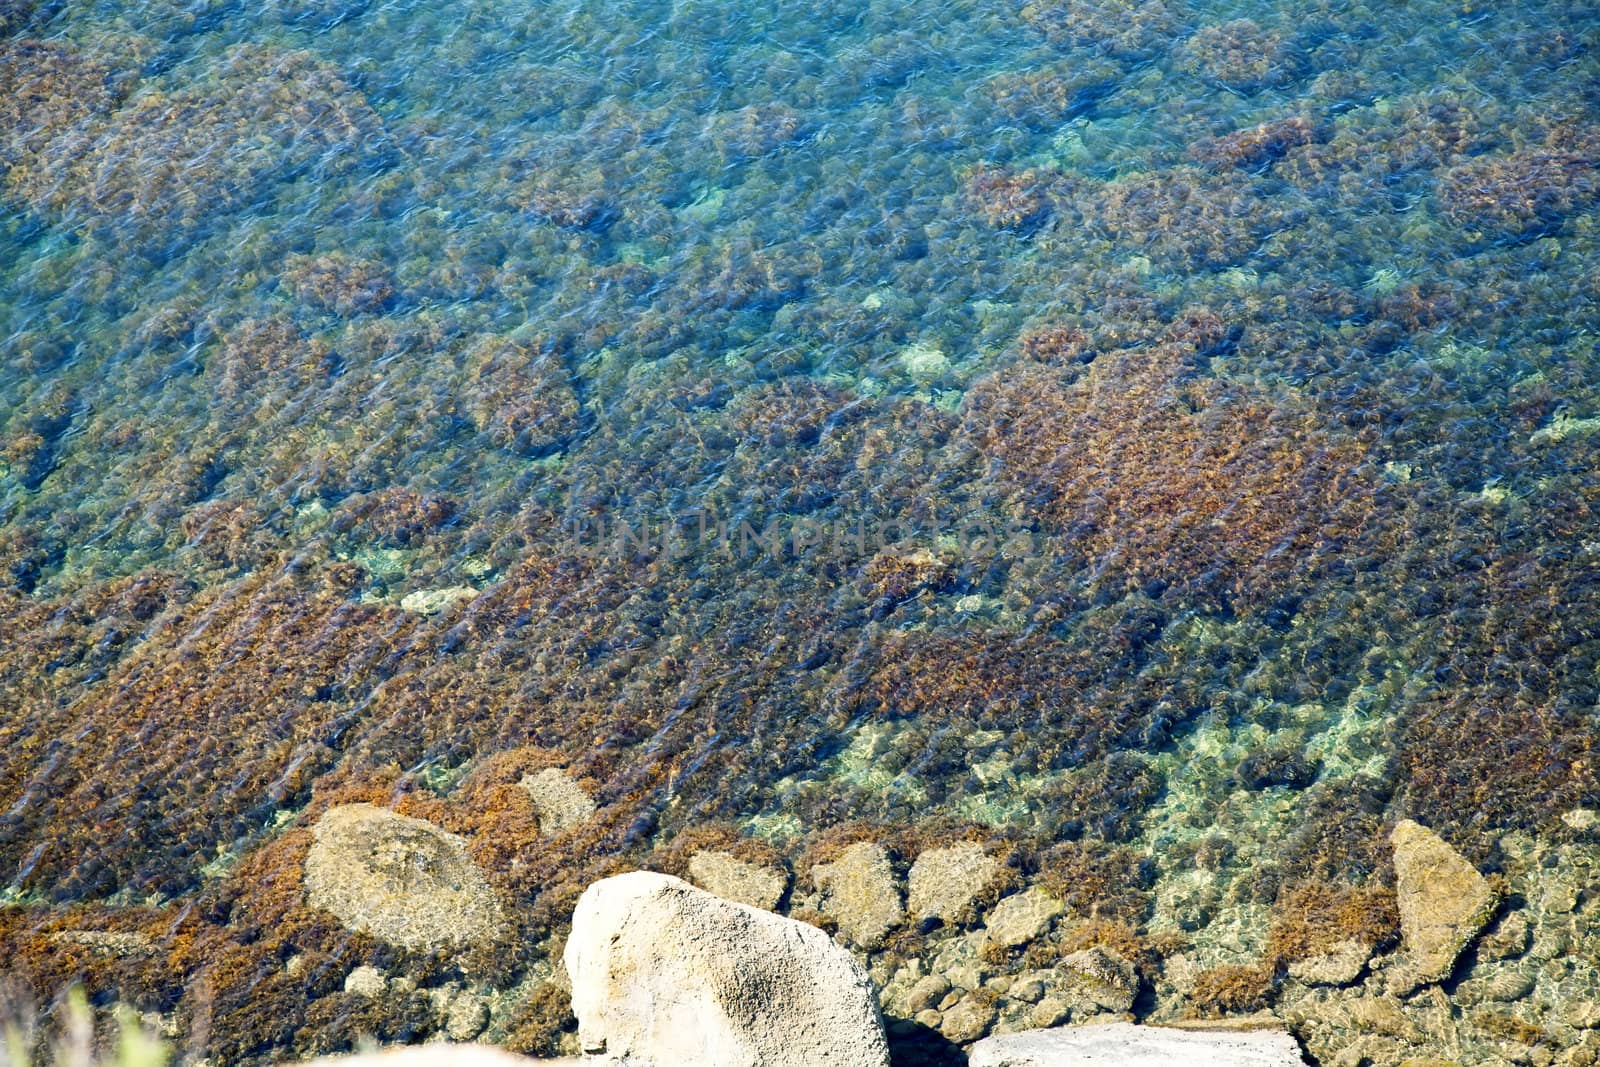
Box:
[967,1022,1308,1066]
[813,841,904,949]
[399,586,478,615]
[908,844,1004,924]
[519,768,596,835]
[946,960,991,993]
[1010,972,1050,1004]
[564,871,891,1067]
[984,887,1064,949]
[687,850,788,911]
[304,804,502,950]
[49,930,154,957]
[1390,819,1498,988]
[343,965,387,998]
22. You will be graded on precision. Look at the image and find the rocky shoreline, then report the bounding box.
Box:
[276,789,1600,1066]
[310,869,1313,1066]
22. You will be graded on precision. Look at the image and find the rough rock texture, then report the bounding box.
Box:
[908,843,1004,924]
[564,871,891,1067]
[343,965,387,998]
[520,767,597,835]
[1390,819,1497,986]
[967,1022,1308,1066]
[688,849,788,910]
[303,803,502,949]
[1056,947,1139,1013]
[903,975,952,1014]
[443,991,491,1041]
[985,887,1065,948]
[941,995,999,1043]
[813,841,904,949]
[1286,938,1372,986]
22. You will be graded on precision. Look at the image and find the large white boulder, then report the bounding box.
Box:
[967,1022,1307,1066]
[564,871,891,1067]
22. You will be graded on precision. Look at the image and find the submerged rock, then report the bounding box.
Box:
[519,767,597,835]
[967,1022,1307,1066]
[303,803,502,950]
[343,964,388,998]
[1056,946,1139,1013]
[399,585,478,615]
[687,849,788,910]
[442,992,491,1042]
[814,841,904,949]
[1390,819,1498,988]
[940,995,999,1043]
[1287,938,1372,987]
[899,341,951,381]
[896,974,952,1015]
[984,887,1065,949]
[564,871,891,1067]
[6,44,388,250]
[908,843,1004,925]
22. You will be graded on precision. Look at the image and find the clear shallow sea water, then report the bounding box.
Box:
[1,0,1599,1059]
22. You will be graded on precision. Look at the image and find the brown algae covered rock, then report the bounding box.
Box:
[282,253,398,316]
[6,43,387,249]
[0,0,38,35]
[1056,945,1140,1014]
[1179,19,1305,93]
[460,335,582,456]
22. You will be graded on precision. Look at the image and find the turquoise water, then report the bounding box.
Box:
[2,0,1599,1058]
